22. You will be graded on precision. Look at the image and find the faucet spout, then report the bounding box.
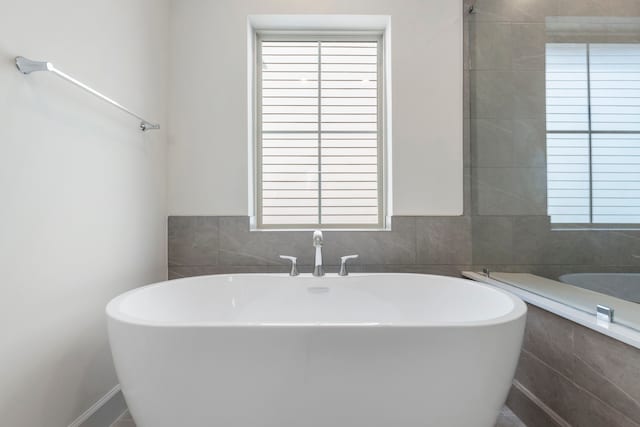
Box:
[313,230,323,246]
[312,230,324,277]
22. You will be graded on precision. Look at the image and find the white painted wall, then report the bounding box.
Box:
[0,1,169,426]
[168,0,464,216]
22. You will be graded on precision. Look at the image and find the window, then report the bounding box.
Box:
[546,43,640,224]
[255,34,384,229]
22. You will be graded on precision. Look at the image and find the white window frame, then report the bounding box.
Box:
[253,31,386,230]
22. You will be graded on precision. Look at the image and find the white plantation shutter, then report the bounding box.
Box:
[257,36,383,228]
[546,43,640,224]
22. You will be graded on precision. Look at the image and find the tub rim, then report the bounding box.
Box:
[106,273,527,329]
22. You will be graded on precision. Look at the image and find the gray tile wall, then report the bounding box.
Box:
[168,215,640,280]
[509,305,640,427]
[468,0,547,217]
[168,216,472,279]
[467,0,640,284]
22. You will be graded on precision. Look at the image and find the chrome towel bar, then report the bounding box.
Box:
[15,56,160,131]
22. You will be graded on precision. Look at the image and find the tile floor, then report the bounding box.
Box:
[111,406,526,427]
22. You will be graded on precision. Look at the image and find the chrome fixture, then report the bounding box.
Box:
[596,305,614,324]
[482,267,491,278]
[279,255,299,276]
[338,254,359,276]
[312,230,324,277]
[15,56,160,131]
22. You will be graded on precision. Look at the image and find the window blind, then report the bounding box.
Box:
[257,37,383,228]
[546,43,640,224]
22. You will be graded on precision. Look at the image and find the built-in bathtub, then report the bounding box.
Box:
[107,273,526,427]
[560,273,640,304]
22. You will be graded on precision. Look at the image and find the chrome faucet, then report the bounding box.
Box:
[312,230,324,277]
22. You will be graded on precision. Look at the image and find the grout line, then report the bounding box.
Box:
[574,353,640,409]
[512,380,571,427]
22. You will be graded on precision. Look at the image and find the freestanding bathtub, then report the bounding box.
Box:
[107,273,526,427]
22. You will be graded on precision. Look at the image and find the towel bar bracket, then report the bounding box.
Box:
[15,56,160,132]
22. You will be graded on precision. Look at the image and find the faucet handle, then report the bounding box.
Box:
[338,254,359,276]
[279,255,299,276]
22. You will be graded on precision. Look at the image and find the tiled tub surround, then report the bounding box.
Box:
[508,304,640,427]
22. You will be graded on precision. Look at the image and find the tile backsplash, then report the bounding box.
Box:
[168,216,471,279]
[168,214,640,280]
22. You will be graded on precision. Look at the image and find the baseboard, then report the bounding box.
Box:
[69,379,561,427]
[507,381,571,427]
[68,384,127,427]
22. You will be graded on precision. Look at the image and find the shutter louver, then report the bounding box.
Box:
[258,38,383,228]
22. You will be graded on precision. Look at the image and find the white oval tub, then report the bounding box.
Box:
[107,273,526,427]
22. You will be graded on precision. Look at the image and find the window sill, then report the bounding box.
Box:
[249,227,392,232]
[248,216,393,232]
